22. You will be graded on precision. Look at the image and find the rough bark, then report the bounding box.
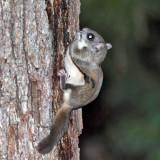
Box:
[0,0,82,159]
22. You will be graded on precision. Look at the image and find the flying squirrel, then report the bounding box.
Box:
[37,28,112,154]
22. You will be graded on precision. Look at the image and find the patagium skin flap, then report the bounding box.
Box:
[37,28,112,154]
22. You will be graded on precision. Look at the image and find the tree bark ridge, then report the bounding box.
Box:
[0,0,82,159]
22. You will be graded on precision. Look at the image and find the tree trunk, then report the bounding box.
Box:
[0,0,82,159]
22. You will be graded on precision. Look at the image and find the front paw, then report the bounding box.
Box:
[58,69,67,77]
[58,69,67,90]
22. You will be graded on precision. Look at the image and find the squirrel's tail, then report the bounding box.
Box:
[36,104,72,154]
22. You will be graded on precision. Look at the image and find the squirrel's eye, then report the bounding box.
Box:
[87,33,95,40]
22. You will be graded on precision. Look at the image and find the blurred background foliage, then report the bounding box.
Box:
[79,0,160,160]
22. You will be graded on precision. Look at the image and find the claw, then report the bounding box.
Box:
[58,69,67,90]
[58,69,66,77]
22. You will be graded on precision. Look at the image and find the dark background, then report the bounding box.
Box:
[79,0,160,160]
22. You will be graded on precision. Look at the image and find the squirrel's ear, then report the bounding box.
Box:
[106,43,112,50]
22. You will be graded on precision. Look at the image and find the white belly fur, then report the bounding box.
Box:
[64,48,85,86]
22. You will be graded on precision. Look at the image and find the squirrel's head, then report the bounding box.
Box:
[70,28,112,66]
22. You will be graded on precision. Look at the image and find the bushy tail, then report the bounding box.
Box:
[37,104,72,154]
